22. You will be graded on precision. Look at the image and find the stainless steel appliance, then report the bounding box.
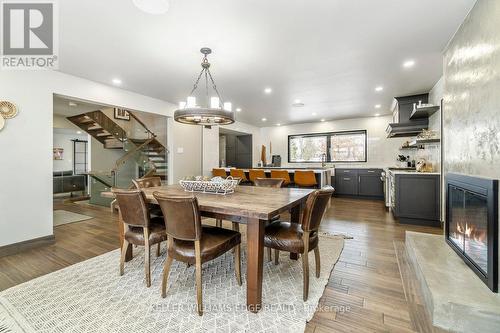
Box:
[271,155,281,167]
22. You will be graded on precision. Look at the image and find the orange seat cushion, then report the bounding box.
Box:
[230,169,247,181]
[270,170,291,185]
[249,169,266,182]
[294,170,317,187]
[212,168,227,178]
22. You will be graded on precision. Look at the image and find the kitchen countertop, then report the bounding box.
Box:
[223,167,333,174]
[386,169,441,176]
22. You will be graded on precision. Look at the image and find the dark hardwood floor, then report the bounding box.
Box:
[0,197,443,332]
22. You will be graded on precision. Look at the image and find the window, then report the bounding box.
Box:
[288,130,367,163]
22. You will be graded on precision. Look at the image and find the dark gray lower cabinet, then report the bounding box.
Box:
[393,173,440,227]
[334,168,383,199]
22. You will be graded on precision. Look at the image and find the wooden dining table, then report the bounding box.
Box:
[104,184,313,313]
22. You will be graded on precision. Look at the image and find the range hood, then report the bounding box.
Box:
[386,94,429,138]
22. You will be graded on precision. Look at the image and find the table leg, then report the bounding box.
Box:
[246,217,264,313]
[117,208,133,262]
[290,203,303,260]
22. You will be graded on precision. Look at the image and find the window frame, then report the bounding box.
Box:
[288,130,367,163]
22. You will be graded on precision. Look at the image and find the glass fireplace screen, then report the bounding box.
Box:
[448,186,489,275]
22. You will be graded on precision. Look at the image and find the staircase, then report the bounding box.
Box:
[67,110,168,183]
[67,111,125,149]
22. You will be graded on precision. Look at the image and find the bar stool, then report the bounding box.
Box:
[270,170,291,187]
[212,168,228,178]
[294,170,318,188]
[249,169,266,184]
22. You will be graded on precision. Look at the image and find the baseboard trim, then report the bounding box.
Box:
[0,235,55,258]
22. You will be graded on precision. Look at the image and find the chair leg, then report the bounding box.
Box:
[156,242,161,257]
[234,244,242,286]
[302,250,310,301]
[195,240,203,316]
[144,228,151,288]
[119,239,129,276]
[161,255,174,298]
[267,247,272,262]
[314,246,320,278]
[216,219,222,228]
[274,249,279,265]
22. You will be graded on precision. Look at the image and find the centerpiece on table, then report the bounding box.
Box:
[179,176,239,195]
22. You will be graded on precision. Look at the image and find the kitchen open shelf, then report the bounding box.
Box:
[408,138,440,147]
[410,105,440,119]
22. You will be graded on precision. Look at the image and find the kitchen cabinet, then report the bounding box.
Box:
[391,172,440,227]
[334,168,383,199]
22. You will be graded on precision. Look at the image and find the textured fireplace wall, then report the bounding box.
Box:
[443,0,500,286]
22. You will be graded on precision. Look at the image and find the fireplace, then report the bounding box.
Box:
[446,173,498,292]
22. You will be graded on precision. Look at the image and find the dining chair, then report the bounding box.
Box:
[264,186,334,301]
[212,168,228,178]
[253,177,284,261]
[248,169,266,184]
[253,177,284,188]
[153,193,242,316]
[270,170,291,186]
[294,170,318,188]
[112,188,167,287]
[132,177,164,232]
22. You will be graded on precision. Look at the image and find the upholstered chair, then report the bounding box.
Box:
[132,176,164,222]
[248,169,266,184]
[264,186,334,300]
[294,170,318,188]
[153,193,242,316]
[212,168,228,178]
[253,178,284,188]
[270,170,291,186]
[112,188,167,288]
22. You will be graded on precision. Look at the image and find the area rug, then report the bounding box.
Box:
[0,230,344,333]
[53,210,93,227]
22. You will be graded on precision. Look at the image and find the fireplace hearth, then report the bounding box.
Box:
[446,173,498,292]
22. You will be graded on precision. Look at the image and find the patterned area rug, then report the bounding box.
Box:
[53,210,92,227]
[0,229,344,333]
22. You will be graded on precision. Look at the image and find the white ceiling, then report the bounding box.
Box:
[58,0,476,126]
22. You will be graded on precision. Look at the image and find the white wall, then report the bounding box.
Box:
[259,115,406,168]
[0,70,199,247]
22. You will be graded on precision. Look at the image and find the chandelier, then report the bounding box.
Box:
[174,48,235,126]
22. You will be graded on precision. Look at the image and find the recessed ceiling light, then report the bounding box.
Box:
[76,131,82,134]
[403,60,415,68]
[132,0,170,15]
[292,99,305,107]
[112,78,122,85]
[264,87,272,94]
[312,112,317,116]
[375,86,383,92]
[374,113,380,117]
[261,118,267,122]
[375,104,381,109]
[276,123,281,126]
[68,102,78,107]
[320,119,326,122]
[236,108,242,112]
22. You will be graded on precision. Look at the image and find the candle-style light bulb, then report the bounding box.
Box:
[223,102,232,111]
[211,97,220,109]
[179,101,186,109]
[187,96,196,108]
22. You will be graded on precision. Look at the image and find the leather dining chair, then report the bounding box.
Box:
[133,177,164,237]
[270,170,291,187]
[212,168,228,178]
[264,186,334,301]
[294,170,318,188]
[248,169,266,184]
[112,188,167,288]
[253,177,284,188]
[153,193,242,316]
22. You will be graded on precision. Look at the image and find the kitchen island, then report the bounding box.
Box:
[222,167,333,187]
